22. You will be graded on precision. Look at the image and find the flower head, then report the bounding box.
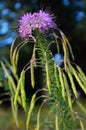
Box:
[18,13,32,38]
[18,10,57,38]
[32,10,57,32]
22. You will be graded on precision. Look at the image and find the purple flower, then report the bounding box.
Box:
[18,10,57,38]
[32,10,57,32]
[18,13,32,38]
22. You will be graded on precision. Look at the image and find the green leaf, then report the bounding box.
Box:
[35,106,41,130]
[68,63,86,94]
[76,65,86,81]
[20,70,27,111]
[80,119,85,130]
[11,97,19,127]
[1,62,16,93]
[72,67,86,94]
[26,93,36,130]
[14,75,21,107]
[0,82,2,87]
[30,60,35,88]
[63,72,72,109]
[45,53,51,95]
[55,113,59,130]
[67,70,78,98]
[59,30,74,61]
[76,101,86,115]
[3,58,18,81]
[78,73,86,88]
[58,67,65,99]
